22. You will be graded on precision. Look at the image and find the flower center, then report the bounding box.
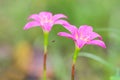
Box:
[76,33,90,42]
[40,16,53,25]
[80,37,89,42]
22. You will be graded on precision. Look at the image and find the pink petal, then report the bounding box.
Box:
[79,25,93,34]
[28,14,39,21]
[54,20,69,25]
[55,20,77,33]
[39,12,52,19]
[24,21,40,30]
[53,14,67,21]
[75,39,86,48]
[90,32,102,40]
[86,40,106,48]
[57,32,74,39]
[41,25,52,32]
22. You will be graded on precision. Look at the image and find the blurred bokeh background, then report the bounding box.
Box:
[0,0,120,80]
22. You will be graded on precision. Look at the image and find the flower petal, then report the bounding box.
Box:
[53,14,67,21]
[90,32,102,40]
[79,25,93,34]
[24,21,40,30]
[87,40,106,48]
[57,32,73,39]
[39,12,52,19]
[28,14,39,21]
[54,20,69,25]
[75,39,86,48]
[55,20,77,33]
[41,25,52,32]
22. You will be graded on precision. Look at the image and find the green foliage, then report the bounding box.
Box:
[110,76,120,80]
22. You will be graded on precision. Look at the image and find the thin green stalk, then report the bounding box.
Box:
[43,32,49,80]
[72,46,80,80]
[79,52,115,71]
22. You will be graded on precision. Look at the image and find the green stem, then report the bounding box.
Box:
[72,46,80,80]
[43,32,49,80]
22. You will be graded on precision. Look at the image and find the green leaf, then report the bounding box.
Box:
[79,52,115,70]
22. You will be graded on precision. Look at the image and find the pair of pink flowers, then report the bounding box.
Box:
[24,11,106,49]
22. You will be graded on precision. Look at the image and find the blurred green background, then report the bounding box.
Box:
[0,0,120,80]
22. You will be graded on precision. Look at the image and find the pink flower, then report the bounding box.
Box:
[24,12,67,32]
[58,25,106,48]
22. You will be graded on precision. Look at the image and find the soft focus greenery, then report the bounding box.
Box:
[0,0,120,80]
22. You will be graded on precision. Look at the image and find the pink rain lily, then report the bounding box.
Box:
[24,11,67,32]
[58,25,106,48]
